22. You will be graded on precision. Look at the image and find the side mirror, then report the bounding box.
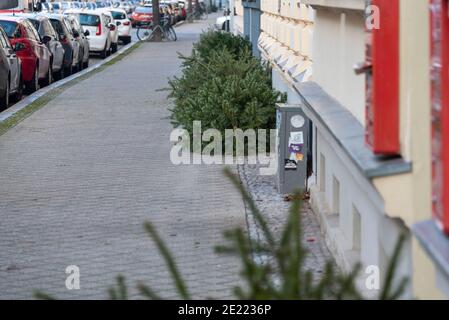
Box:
[116,21,121,26]
[73,30,80,38]
[42,35,52,44]
[84,30,90,36]
[14,42,26,52]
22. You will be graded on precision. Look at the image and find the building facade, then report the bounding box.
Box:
[237,0,449,299]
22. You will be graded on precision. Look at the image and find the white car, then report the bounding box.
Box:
[109,8,132,45]
[97,9,119,53]
[215,16,230,31]
[73,9,113,58]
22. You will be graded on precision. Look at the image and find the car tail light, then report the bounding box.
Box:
[123,21,130,26]
[96,23,102,36]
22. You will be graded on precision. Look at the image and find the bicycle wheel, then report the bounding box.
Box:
[166,26,177,41]
[137,24,152,41]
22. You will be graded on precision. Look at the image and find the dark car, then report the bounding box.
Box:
[17,13,66,80]
[48,14,79,76]
[0,26,21,109]
[0,16,52,94]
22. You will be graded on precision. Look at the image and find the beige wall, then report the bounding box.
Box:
[311,8,366,124]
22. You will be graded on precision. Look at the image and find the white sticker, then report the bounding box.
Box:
[289,131,304,144]
[291,115,305,128]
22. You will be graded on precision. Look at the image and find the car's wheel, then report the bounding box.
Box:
[41,64,53,87]
[123,36,131,45]
[54,66,64,81]
[25,66,39,94]
[12,77,23,103]
[0,80,10,110]
[111,42,118,53]
[64,62,73,77]
[83,58,89,69]
[100,43,108,59]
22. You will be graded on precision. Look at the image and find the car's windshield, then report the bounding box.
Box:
[135,6,152,13]
[96,2,106,8]
[28,19,40,32]
[52,3,61,10]
[79,14,101,27]
[111,11,126,20]
[0,20,18,38]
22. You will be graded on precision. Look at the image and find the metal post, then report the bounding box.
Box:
[229,0,235,34]
[188,0,193,22]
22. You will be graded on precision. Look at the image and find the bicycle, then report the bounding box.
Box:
[186,4,208,21]
[137,16,177,42]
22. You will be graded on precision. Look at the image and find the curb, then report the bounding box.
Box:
[0,40,141,124]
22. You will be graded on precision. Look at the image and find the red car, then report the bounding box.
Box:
[131,6,153,27]
[0,16,52,93]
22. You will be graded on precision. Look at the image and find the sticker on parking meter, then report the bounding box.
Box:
[285,159,297,170]
[289,131,304,144]
[291,115,305,128]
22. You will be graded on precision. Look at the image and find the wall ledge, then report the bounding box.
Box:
[295,82,412,179]
[302,0,365,11]
[413,220,449,289]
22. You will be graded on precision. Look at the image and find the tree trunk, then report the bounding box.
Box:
[152,0,162,41]
[188,0,193,22]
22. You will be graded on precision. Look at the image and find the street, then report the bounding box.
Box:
[0,18,246,299]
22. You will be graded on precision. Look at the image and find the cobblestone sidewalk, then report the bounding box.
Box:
[238,164,333,281]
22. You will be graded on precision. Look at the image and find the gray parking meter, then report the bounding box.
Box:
[276,103,309,195]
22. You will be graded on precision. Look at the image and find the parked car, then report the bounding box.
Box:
[98,9,119,53]
[76,10,112,58]
[48,14,79,76]
[0,16,52,93]
[51,2,62,13]
[17,14,65,80]
[0,26,21,109]
[131,6,153,27]
[41,2,53,13]
[109,8,132,45]
[66,14,90,70]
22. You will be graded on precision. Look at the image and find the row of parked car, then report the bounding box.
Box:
[0,6,133,110]
[39,1,141,15]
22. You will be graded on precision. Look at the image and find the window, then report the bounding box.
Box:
[352,206,361,251]
[79,14,100,27]
[332,176,340,216]
[0,29,10,49]
[0,20,19,38]
[50,19,65,37]
[111,11,126,20]
[430,0,449,235]
[23,20,40,41]
[319,153,326,192]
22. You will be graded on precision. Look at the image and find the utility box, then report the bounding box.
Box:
[276,103,309,195]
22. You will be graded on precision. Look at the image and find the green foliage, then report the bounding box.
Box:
[193,30,252,63]
[34,168,408,300]
[169,31,284,138]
